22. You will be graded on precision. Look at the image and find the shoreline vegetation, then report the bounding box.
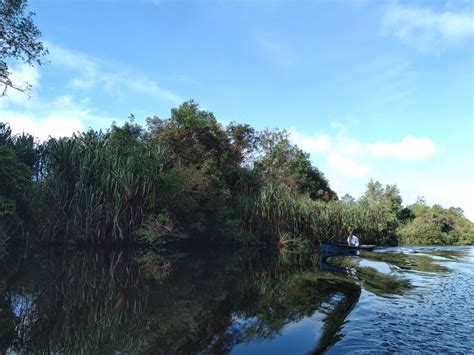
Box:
[1,101,473,251]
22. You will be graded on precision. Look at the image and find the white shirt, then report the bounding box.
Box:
[347,235,360,247]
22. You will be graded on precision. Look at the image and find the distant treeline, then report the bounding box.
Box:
[1,101,473,248]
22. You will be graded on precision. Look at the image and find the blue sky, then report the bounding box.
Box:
[2,0,473,219]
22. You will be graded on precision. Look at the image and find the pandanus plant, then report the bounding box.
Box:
[40,131,159,244]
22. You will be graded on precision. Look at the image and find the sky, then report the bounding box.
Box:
[2,0,473,220]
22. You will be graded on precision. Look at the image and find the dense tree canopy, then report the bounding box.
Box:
[254,129,336,200]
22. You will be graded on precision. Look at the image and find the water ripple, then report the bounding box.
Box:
[328,246,474,353]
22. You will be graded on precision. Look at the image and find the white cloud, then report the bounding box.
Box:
[6,113,82,141]
[3,103,125,141]
[2,113,35,135]
[328,152,370,178]
[127,78,184,104]
[0,42,182,144]
[288,127,437,185]
[41,117,84,139]
[286,121,472,219]
[0,62,121,141]
[398,177,474,222]
[46,41,183,103]
[369,135,436,160]
[333,136,366,159]
[289,128,331,154]
[291,127,436,161]
[381,4,474,51]
[10,64,40,89]
[0,64,41,107]
[46,42,99,77]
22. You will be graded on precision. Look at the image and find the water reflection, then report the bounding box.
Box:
[1,249,150,353]
[0,246,420,354]
[320,255,357,277]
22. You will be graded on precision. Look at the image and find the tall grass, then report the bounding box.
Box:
[237,185,399,246]
[37,131,161,244]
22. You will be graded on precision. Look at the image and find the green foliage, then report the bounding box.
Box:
[235,184,400,247]
[136,212,176,245]
[0,123,34,244]
[254,129,336,200]
[135,251,171,281]
[0,145,30,215]
[155,166,235,240]
[277,231,311,251]
[36,129,157,243]
[357,180,403,244]
[397,203,474,245]
[226,121,258,166]
[341,193,355,204]
[147,100,234,174]
[1,102,472,247]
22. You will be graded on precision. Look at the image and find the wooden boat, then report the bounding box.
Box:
[320,242,376,256]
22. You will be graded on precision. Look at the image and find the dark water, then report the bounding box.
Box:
[0,245,472,353]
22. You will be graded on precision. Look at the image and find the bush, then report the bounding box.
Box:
[397,204,474,245]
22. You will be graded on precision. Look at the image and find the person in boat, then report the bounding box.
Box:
[347,227,360,247]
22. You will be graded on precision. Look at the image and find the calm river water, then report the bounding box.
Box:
[0,245,472,353]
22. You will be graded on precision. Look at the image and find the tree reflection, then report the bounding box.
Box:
[0,247,413,353]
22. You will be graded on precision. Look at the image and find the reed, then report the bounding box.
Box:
[237,185,399,246]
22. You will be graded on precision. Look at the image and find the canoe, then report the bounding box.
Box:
[320,242,376,255]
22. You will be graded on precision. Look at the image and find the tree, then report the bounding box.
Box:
[145,101,240,239]
[341,193,355,204]
[382,184,403,214]
[254,129,336,200]
[358,180,404,244]
[360,180,384,204]
[146,100,233,173]
[226,122,258,167]
[359,180,402,213]
[0,0,47,94]
[415,196,426,205]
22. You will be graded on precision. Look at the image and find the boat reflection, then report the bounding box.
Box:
[320,255,357,277]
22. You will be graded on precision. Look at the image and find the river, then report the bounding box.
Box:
[0,245,472,353]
